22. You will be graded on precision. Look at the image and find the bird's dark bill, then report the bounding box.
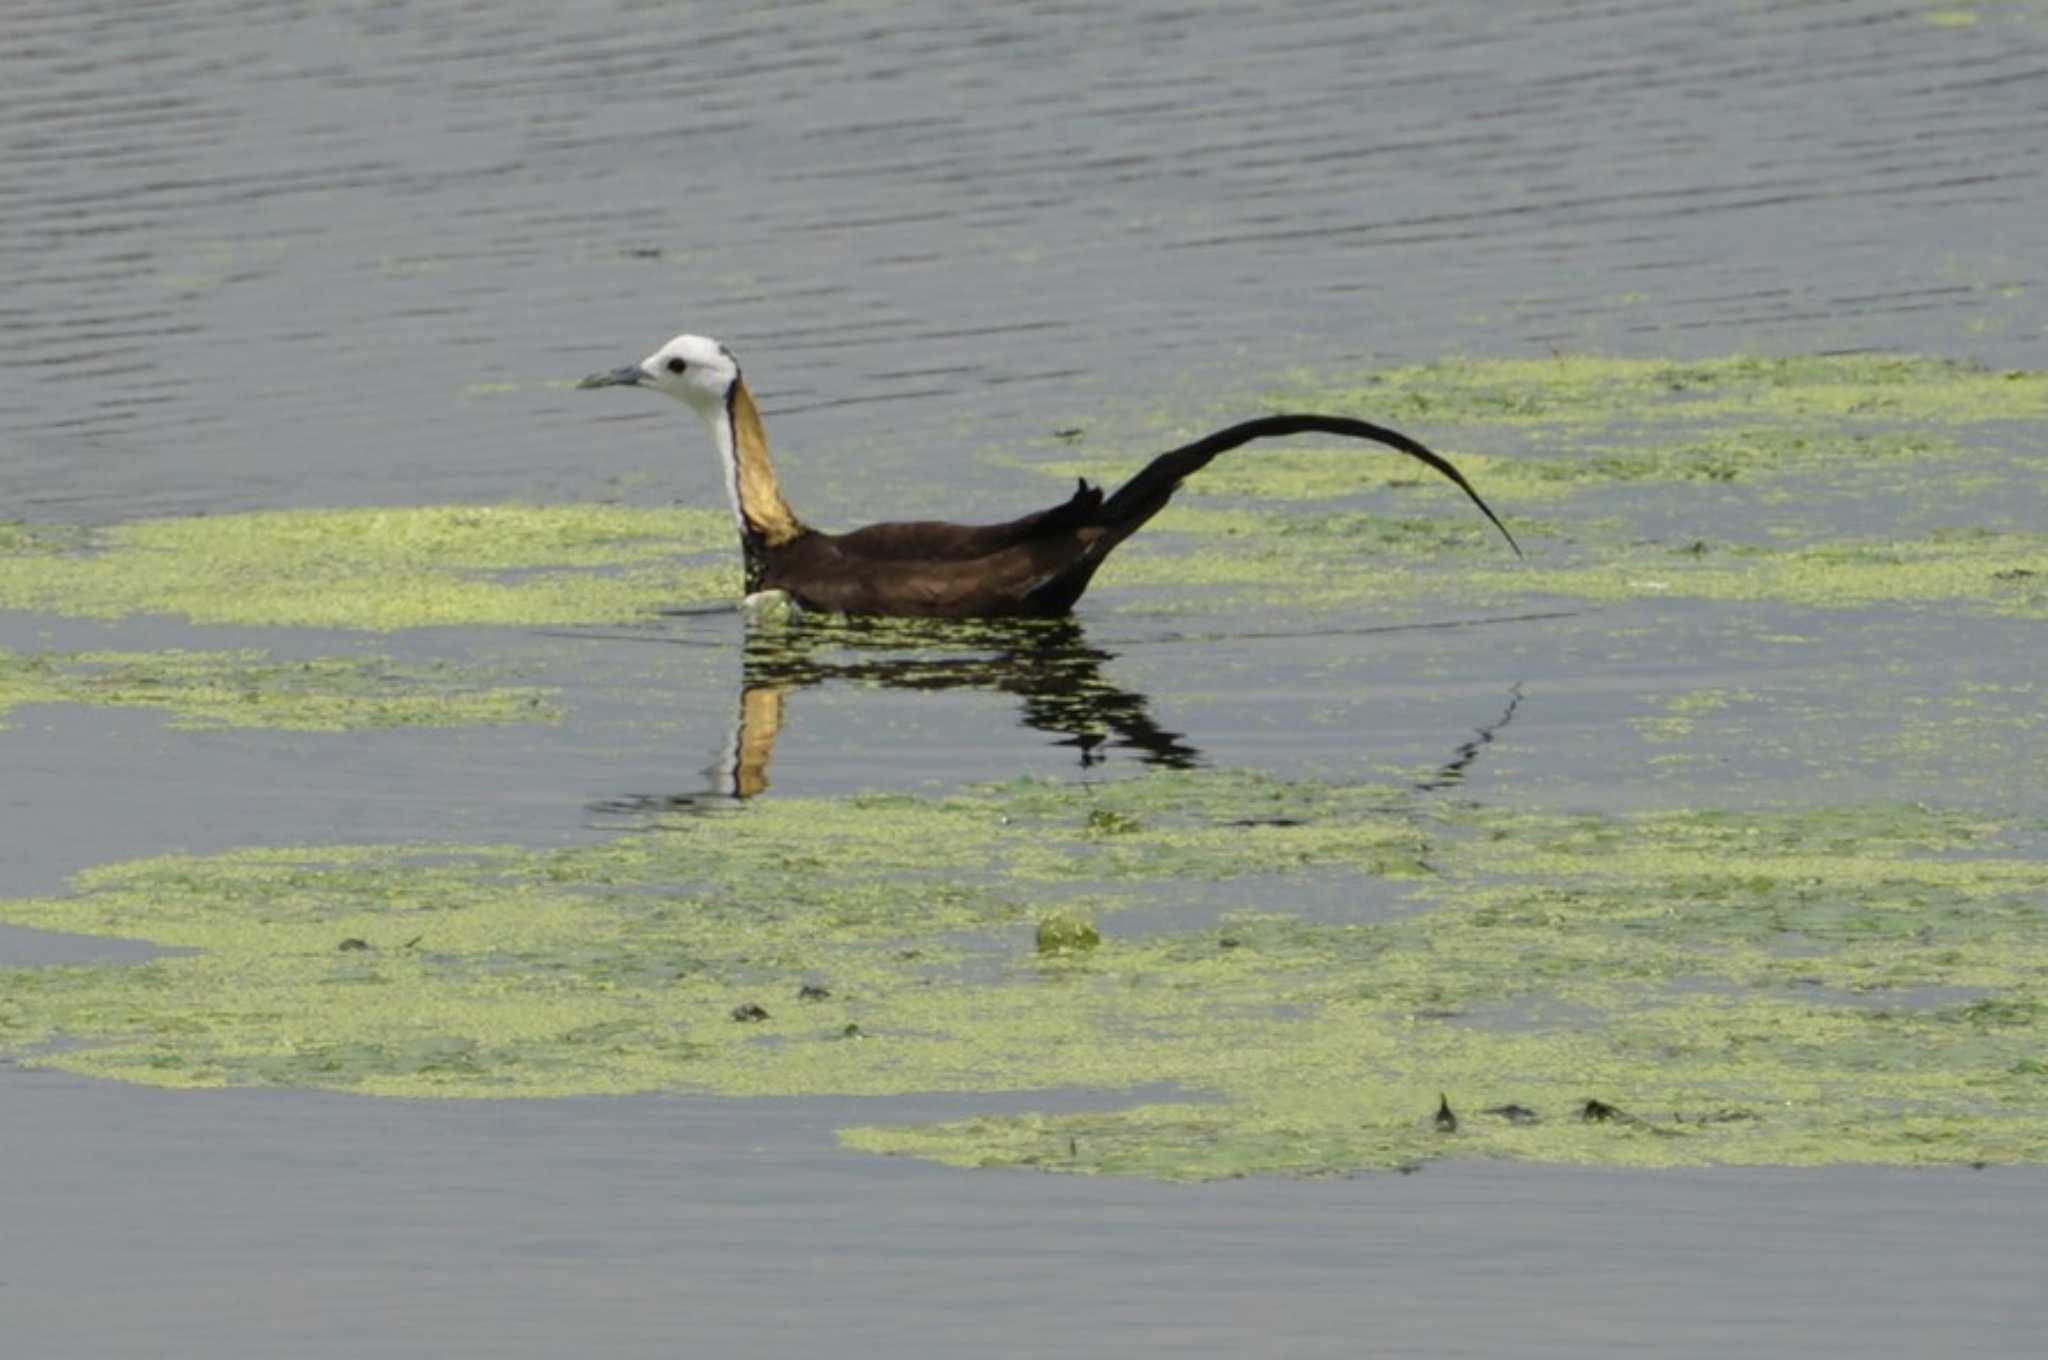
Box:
[577,365,645,389]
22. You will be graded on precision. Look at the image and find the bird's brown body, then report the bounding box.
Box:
[750,514,1121,618]
[582,335,1518,618]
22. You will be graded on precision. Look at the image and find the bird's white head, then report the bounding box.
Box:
[578,331,802,560]
[578,333,739,415]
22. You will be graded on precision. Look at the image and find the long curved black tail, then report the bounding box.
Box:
[1101,413,1520,554]
[1023,413,1519,613]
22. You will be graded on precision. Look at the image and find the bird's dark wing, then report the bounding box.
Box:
[764,528,1103,617]
[825,478,1105,562]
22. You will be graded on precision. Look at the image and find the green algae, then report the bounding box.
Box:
[2,767,2044,1179]
[0,505,737,630]
[1036,504,1530,616]
[1035,910,1102,954]
[0,647,559,730]
[1424,429,1976,506]
[0,521,87,553]
[998,351,2048,618]
[1273,353,2048,429]
[1035,430,1972,506]
[1469,530,2048,619]
[1066,521,2046,622]
[847,799,2048,1177]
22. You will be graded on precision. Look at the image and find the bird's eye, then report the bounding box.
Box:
[666,357,688,375]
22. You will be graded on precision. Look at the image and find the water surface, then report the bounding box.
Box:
[4,1,2047,1355]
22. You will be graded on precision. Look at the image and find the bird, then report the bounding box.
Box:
[578,333,1519,618]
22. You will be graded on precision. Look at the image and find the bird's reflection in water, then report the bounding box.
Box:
[1413,682,1523,793]
[595,612,1534,815]
[742,615,1200,782]
[601,615,1198,813]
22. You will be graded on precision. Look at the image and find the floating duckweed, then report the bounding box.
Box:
[0,647,558,730]
[1035,911,1102,954]
[1469,531,2048,618]
[1033,430,1971,505]
[1085,809,1144,836]
[0,521,87,553]
[1272,353,2048,428]
[993,351,2048,617]
[0,505,737,629]
[1,770,2042,1179]
[1070,523,2047,621]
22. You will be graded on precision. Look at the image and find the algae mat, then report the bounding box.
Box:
[1033,353,2048,619]
[0,647,557,731]
[0,505,736,630]
[1,770,2043,1179]
[3,352,2045,1180]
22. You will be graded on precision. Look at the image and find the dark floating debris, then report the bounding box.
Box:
[337,938,371,952]
[1580,1098,1684,1137]
[1483,1103,1541,1125]
[730,1002,771,1023]
[1434,1093,1459,1134]
[1085,808,1143,836]
[840,1022,864,1039]
[797,983,833,1001]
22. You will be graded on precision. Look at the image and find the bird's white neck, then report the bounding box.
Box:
[694,377,802,551]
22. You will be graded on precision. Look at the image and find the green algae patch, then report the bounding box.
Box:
[0,647,558,731]
[0,770,1425,1098]
[1037,504,1530,616]
[1072,520,2047,622]
[2,768,2046,1179]
[846,799,2048,1177]
[0,521,88,553]
[1035,910,1101,954]
[1034,430,1971,506]
[1418,429,1975,506]
[1469,530,2048,619]
[1274,354,2048,429]
[1001,351,2046,617]
[0,505,738,629]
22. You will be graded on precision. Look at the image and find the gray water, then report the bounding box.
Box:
[5,1,2048,1355]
